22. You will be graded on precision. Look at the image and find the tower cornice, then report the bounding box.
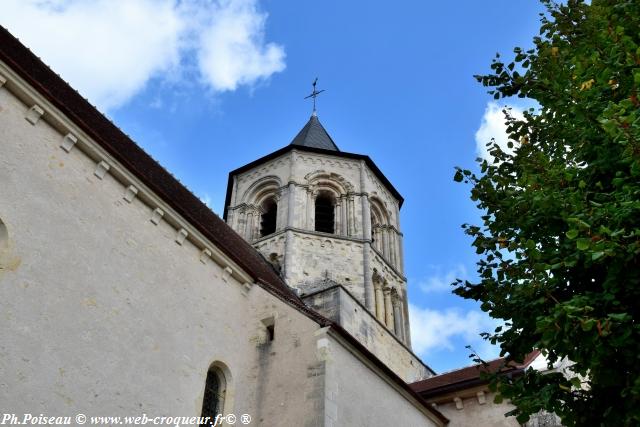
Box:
[223,144,404,220]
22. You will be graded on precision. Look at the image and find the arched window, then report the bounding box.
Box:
[315,193,334,234]
[260,198,277,237]
[201,366,226,425]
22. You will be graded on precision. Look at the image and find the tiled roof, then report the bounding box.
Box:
[411,351,541,398]
[290,114,339,151]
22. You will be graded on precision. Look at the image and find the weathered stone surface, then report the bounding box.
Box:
[226,146,414,357]
[303,286,431,383]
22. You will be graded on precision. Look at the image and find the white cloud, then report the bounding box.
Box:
[196,0,285,91]
[475,102,525,161]
[417,264,467,294]
[409,304,501,360]
[1,0,285,112]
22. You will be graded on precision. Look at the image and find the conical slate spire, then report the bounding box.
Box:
[289,115,340,151]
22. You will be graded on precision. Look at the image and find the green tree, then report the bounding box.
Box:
[453,0,640,425]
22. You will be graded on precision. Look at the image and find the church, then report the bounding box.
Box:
[0,25,551,426]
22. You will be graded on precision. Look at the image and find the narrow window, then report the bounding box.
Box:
[315,194,334,234]
[266,324,275,341]
[260,198,277,237]
[201,367,225,425]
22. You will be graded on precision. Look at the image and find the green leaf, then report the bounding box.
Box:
[566,229,579,239]
[576,238,591,251]
[454,170,464,182]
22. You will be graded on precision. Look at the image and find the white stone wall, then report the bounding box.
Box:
[429,387,520,427]
[303,286,431,383]
[323,332,441,427]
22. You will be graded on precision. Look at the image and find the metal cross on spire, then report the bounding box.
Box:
[304,78,325,116]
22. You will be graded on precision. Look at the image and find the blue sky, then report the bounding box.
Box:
[2,0,545,373]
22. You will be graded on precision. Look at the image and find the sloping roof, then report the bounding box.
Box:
[290,114,340,151]
[410,351,540,398]
[0,25,446,425]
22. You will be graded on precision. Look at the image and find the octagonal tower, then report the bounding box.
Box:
[224,114,412,347]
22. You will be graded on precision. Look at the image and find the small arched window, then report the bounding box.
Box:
[260,198,277,237]
[315,193,335,234]
[201,366,226,425]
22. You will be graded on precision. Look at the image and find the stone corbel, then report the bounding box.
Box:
[477,391,486,405]
[60,133,78,152]
[94,161,110,180]
[25,104,45,125]
[150,208,164,225]
[123,185,138,203]
[240,282,253,297]
[454,397,464,410]
[0,74,6,88]
[175,228,188,245]
[199,248,212,264]
[221,266,233,283]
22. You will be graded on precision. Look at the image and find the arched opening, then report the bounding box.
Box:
[260,198,277,237]
[200,366,226,425]
[315,193,335,234]
[369,200,388,254]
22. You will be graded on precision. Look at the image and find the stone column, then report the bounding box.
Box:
[389,230,397,268]
[374,281,385,322]
[383,285,394,331]
[402,287,411,347]
[306,189,314,230]
[283,183,296,284]
[349,196,356,236]
[382,226,390,260]
[392,291,403,340]
[246,211,254,241]
[360,161,374,311]
[341,195,348,235]
[253,208,262,240]
[362,199,373,311]
[334,198,341,235]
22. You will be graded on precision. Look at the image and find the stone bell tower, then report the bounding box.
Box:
[224,113,413,349]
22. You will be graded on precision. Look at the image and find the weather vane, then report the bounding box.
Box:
[304,78,325,116]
